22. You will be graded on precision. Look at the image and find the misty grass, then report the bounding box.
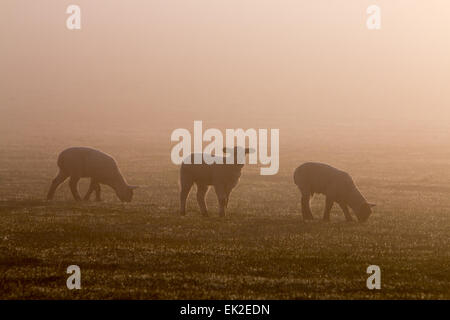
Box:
[0,135,449,299]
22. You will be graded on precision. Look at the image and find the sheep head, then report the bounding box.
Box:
[222,146,255,167]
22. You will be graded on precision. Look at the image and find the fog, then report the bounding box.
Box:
[1,0,450,147]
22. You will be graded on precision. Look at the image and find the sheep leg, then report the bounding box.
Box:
[84,179,101,201]
[94,183,101,201]
[338,202,353,222]
[323,196,334,222]
[214,184,227,217]
[69,176,82,201]
[301,192,314,220]
[84,179,95,201]
[224,187,232,208]
[47,170,69,200]
[180,179,193,216]
[196,184,209,217]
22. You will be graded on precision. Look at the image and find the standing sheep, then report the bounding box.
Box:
[293,162,375,222]
[180,146,254,217]
[47,147,138,202]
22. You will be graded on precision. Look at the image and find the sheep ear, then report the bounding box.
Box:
[367,203,376,208]
[129,185,139,190]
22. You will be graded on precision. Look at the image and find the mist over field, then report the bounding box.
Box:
[0,0,449,299]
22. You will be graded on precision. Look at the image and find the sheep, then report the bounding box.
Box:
[46,147,138,202]
[293,162,375,222]
[179,146,254,217]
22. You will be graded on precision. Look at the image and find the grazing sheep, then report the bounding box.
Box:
[47,147,137,202]
[180,146,254,217]
[293,162,375,222]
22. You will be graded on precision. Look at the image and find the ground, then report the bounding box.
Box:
[0,127,449,299]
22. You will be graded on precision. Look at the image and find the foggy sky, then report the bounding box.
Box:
[1,1,450,135]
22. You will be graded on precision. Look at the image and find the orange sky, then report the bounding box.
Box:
[1,1,450,133]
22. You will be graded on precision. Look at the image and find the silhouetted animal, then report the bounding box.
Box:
[47,147,137,202]
[293,162,375,222]
[179,146,254,217]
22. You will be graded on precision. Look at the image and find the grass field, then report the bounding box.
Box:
[0,126,449,299]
